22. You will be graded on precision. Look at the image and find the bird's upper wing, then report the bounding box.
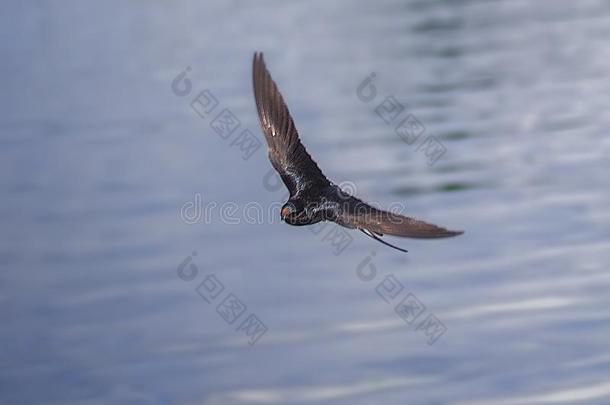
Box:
[253,52,330,196]
[329,190,463,239]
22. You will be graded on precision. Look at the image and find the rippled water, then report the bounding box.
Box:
[2,1,610,404]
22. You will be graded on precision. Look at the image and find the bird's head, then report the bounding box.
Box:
[281,200,306,224]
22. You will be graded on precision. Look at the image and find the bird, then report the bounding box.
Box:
[252,52,463,252]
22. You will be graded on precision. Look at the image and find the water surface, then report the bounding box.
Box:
[1,1,610,404]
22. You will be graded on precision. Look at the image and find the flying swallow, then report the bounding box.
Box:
[252,52,463,252]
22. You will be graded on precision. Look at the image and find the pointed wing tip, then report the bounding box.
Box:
[441,229,464,238]
[397,222,465,239]
[252,52,267,91]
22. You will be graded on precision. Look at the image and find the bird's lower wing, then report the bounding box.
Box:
[331,194,463,239]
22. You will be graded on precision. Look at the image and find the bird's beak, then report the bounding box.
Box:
[281,206,292,221]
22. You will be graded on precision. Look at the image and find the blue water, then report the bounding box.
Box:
[2,1,610,404]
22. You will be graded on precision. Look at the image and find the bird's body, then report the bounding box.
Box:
[281,185,356,227]
[252,52,463,252]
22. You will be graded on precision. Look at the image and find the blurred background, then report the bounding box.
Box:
[2,0,610,404]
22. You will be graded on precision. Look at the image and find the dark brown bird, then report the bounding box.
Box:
[253,52,463,252]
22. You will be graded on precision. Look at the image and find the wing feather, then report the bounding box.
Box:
[253,52,329,196]
[330,192,463,239]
